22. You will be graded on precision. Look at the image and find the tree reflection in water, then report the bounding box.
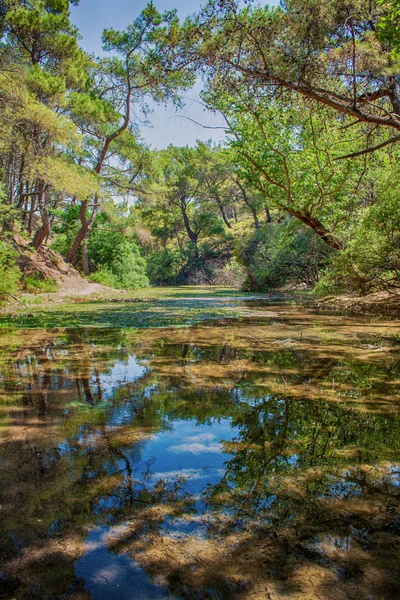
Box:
[0,310,399,599]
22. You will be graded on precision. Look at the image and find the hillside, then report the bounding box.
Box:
[12,235,106,295]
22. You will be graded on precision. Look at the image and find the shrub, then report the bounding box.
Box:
[146,249,181,285]
[24,276,57,294]
[236,220,330,291]
[114,251,149,289]
[211,258,246,287]
[89,248,149,290]
[315,190,400,296]
[0,239,20,301]
[88,268,117,288]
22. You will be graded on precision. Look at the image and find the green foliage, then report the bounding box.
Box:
[1,0,400,302]
[88,267,117,288]
[88,226,149,289]
[0,240,20,301]
[136,143,249,286]
[112,250,149,289]
[146,249,182,285]
[316,165,400,295]
[23,276,57,294]
[212,257,245,286]
[236,220,330,291]
[377,0,400,52]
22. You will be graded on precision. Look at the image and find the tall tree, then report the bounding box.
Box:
[0,0,93,247]
[66,4,194,272]
[192,0,400,155]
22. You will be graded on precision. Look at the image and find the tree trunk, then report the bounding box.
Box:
[265,205,272,224]
[67,221,88,265]
[33,217,50,250]
[251,206,260,229]
[82,237,90,276]
[288,209,343,250]
[180,200,198,244]
[33,182,50,250]
[215,194,232,228]
[233,177,259,228]
[67,199,95,267]
[66,59,133,268]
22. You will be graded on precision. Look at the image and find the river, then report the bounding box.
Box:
[0,293,399,599]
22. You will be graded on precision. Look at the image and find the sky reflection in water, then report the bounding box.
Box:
[0,303,399,599]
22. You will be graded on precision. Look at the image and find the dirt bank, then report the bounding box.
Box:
[318,290,400,318]
[12,235,109,296]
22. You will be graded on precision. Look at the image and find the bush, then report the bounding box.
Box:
[236,220,330,291]
[87,225,149,289]
[315,190,400,296]
[211,258,246,286]
[88,268,117,288]
[89,248,149,290]
[24,276,57,294]
[0,239,20,301]
[146,249,181,285]
[113,251,149,289]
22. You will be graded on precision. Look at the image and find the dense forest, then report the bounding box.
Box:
[1,0,400,296]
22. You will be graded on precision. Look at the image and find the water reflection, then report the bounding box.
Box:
[0,306,399,599]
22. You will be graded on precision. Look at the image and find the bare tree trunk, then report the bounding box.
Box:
[180,200,198,244]
[67,199,95,267]
[215,193,232,228]
[33,182,50,250]
[287,209,343,250]
[27,193,36,234]
[82,237,90,276]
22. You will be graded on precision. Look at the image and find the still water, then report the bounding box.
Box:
[0,300,399,599]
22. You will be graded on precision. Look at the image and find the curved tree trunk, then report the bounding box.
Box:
[67,225,87,265]
[215,193,232,228]
[33,182,50,250]
[288,209,344,250]
[67,199,89,264]
[66,56,133,271]
[180,200,198,244]
[67,198,97,270]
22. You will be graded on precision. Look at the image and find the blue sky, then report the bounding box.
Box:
[70,0,228,148]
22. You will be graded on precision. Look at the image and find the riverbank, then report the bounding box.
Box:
[318,289,400,318]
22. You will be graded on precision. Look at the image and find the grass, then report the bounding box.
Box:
[23,276,57,294]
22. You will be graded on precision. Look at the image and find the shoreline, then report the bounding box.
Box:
[317,290,400,318]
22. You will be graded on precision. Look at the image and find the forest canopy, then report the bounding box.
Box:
[1,0,400,296]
